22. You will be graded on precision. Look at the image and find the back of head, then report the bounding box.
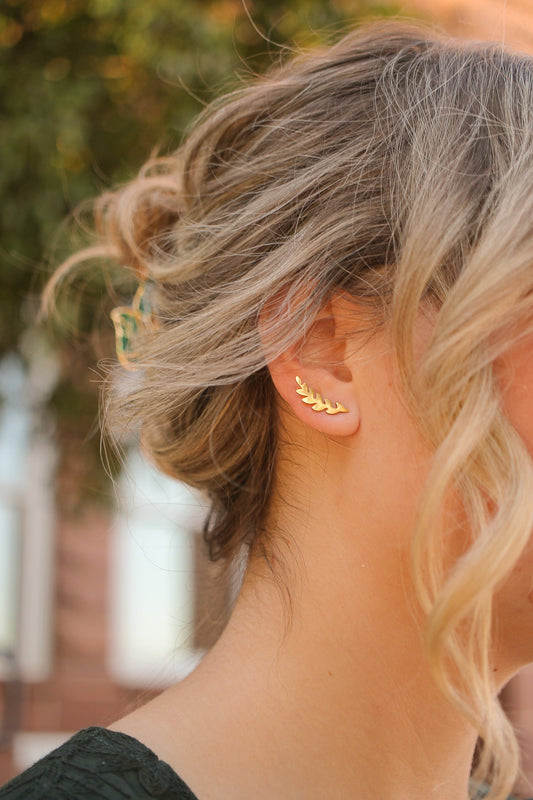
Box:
[47,21,533,800]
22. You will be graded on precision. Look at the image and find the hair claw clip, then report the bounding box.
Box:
[110,282,156,370]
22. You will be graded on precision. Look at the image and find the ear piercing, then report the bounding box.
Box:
[295,376,348,415]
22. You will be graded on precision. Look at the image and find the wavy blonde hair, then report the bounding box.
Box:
[45,20,533,799]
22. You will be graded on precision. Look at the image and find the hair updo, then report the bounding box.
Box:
[48,21,533,799]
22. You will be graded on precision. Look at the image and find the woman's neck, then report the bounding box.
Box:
[109,404,479,800]
[109,536,477,800]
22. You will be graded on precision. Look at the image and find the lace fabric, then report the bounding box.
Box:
[0,726,199,800]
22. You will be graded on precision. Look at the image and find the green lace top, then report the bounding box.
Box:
[0,727,199,799]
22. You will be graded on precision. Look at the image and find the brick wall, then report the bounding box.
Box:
[0,506,159,783]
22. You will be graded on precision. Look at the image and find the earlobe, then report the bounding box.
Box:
[266,359,360,436]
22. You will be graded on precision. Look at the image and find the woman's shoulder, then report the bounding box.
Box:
[0,726,199,800]
[0,728,526,800]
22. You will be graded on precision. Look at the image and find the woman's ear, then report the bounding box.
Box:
[260,294,361,436]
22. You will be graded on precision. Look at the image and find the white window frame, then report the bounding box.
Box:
[0,352,57,683]
[108,448,210,688]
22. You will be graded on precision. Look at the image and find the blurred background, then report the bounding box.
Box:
[1,0,533,795]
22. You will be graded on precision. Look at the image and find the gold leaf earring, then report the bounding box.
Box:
[295,376,348,415]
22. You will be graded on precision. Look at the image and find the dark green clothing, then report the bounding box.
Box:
[0,727,199,800]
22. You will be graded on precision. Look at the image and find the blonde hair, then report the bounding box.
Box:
[46,21,533,799]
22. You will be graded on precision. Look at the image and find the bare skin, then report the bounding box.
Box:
[108,298,532,800]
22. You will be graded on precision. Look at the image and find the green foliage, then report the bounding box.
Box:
[0,0,403,497]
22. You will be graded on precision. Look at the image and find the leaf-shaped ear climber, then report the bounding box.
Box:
[110,282,156,369]
[295,376,349,415]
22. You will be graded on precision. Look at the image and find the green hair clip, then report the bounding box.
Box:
[110,283,155,370]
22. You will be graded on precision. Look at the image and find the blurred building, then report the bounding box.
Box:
[0,352,230,783]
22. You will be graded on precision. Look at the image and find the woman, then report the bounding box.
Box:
[2,19,533,800]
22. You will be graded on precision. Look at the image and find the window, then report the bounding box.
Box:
[0,352,57,683]
[109,448,229,687]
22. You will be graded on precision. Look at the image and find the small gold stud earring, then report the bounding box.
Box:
[295,376,348,415]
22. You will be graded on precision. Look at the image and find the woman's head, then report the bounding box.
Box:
[47,20,533,799]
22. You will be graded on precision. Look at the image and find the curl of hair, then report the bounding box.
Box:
[45,21,533,799]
